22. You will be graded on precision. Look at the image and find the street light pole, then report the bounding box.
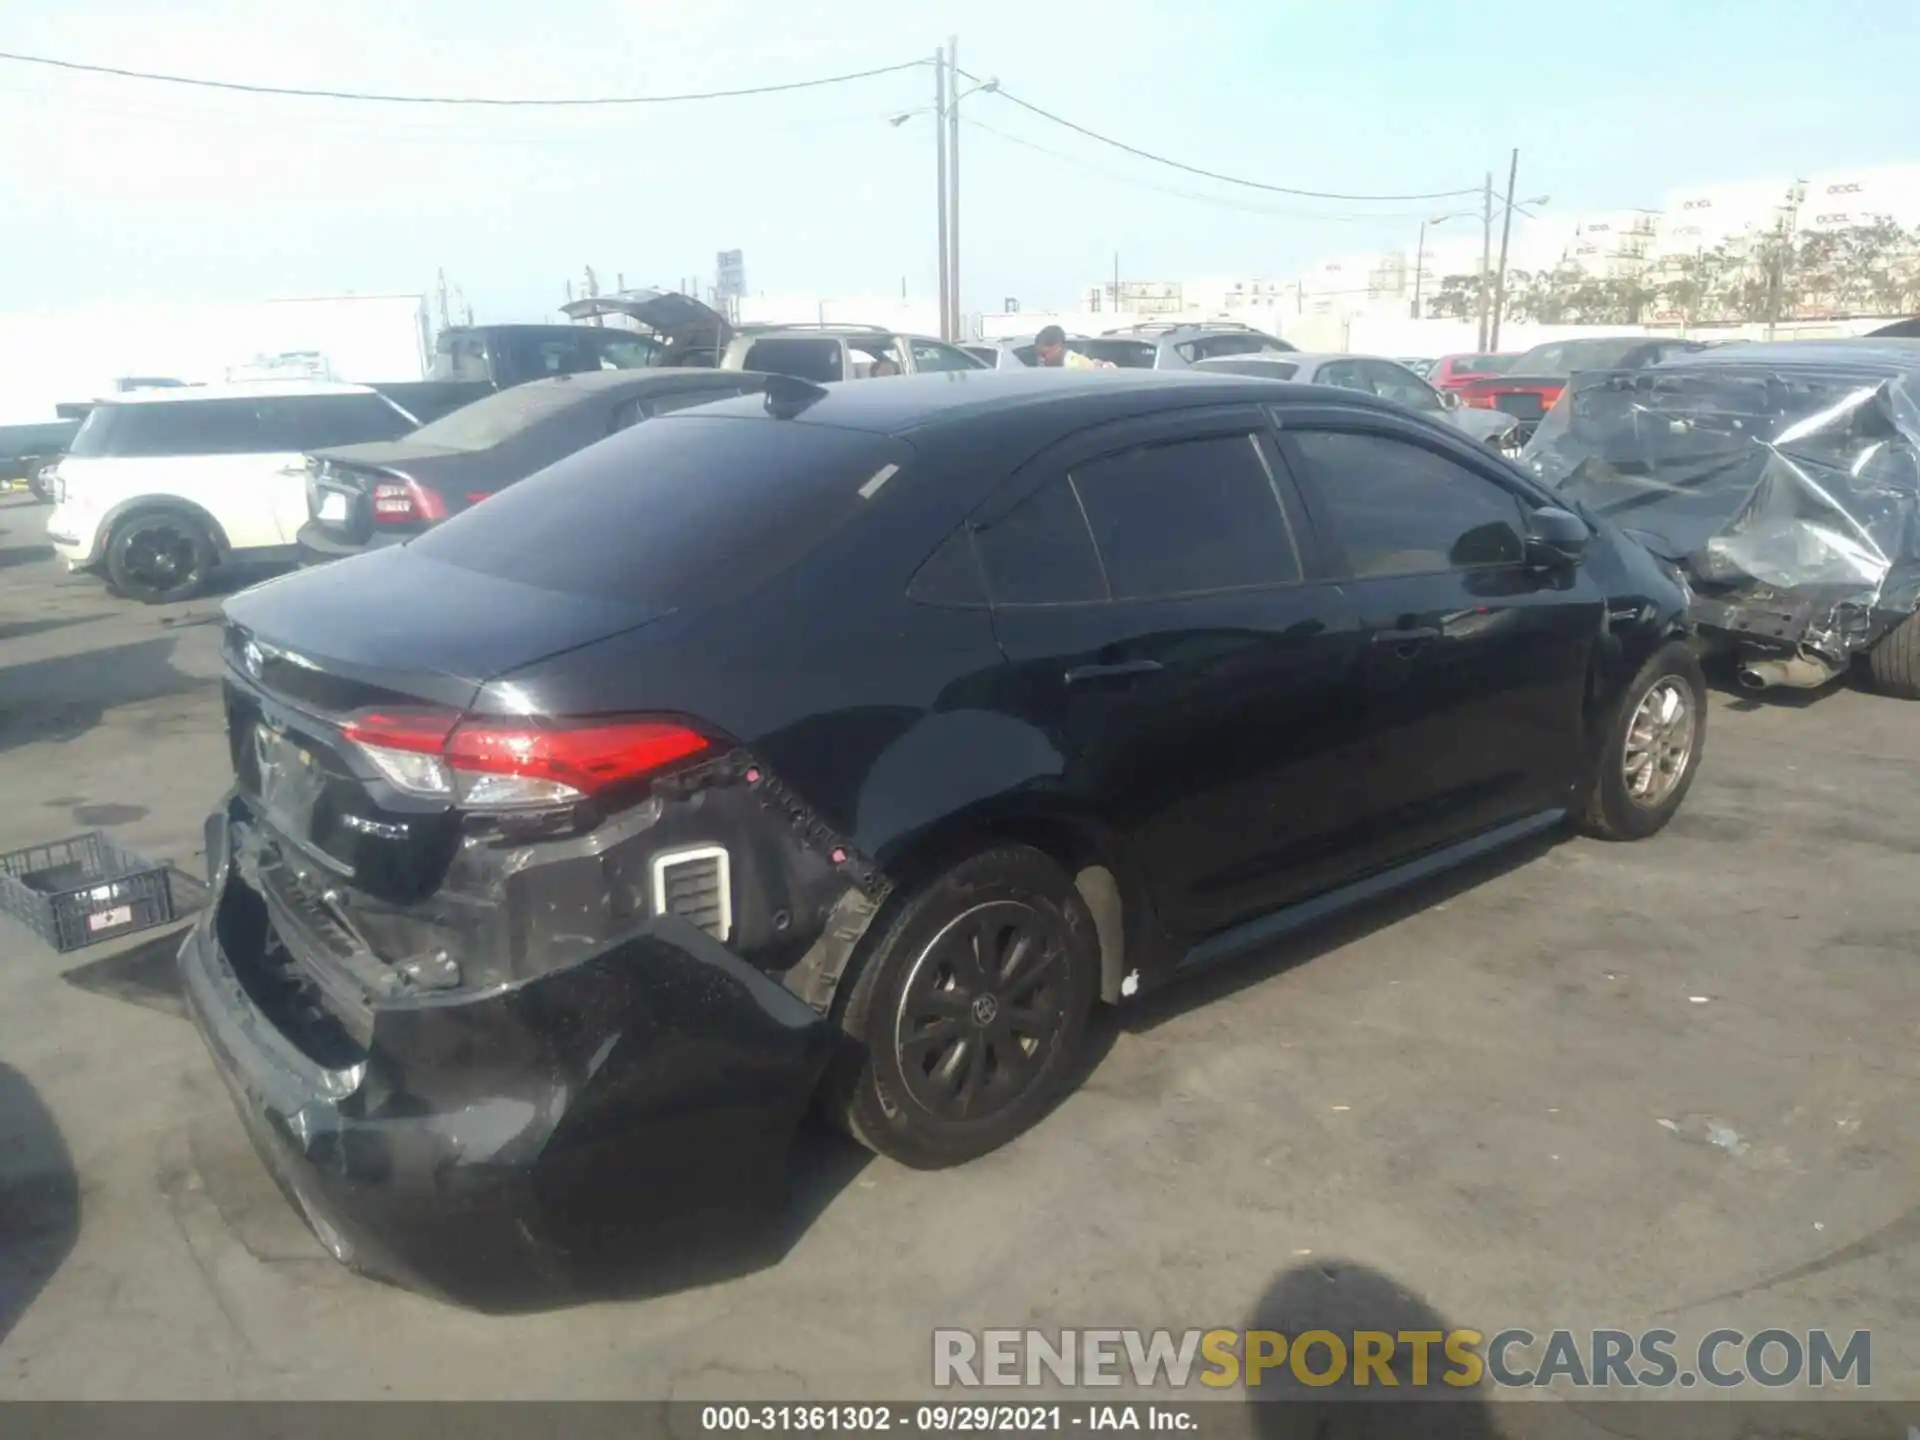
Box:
[1490,148,1520,350]
[934,47,950,341]
[1412,221,1428,319]
[1477,171,1493,351]
[948,37,961,342]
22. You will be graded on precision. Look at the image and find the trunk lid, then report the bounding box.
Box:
[220,547,669,879]
[561,289,732,365]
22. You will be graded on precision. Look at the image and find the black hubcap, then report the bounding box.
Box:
[125,525,195,588]
[894,899,1070,1123]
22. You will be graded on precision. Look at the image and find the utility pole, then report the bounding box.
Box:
[1411,222,1429,319]
[947,37,962,342]
[1490,148,1520,350]
[934,46,951,341]
[1477,171,1493,351]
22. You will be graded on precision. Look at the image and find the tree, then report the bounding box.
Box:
[1426,274,1479,320]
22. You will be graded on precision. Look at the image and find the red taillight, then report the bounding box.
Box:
[340,709,713,809]
[1540,386,1565,410]
[371,478,447,525]
[1464,392,1500,410]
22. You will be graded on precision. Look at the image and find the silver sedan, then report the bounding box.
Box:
[1190,352,1524,456]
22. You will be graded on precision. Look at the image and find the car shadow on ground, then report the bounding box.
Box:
[0,635,216,757]
[1078,830,1558,1066]
[0,542,54,571]
[0,1062,81,1347]
[1242,1258,1507,1438]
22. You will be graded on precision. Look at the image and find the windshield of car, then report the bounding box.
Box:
[401,381,600,452]
[410,414,912,607]
[1074,340,1158,369]
[1512,338,1652,378]
[1455,354,1518,374]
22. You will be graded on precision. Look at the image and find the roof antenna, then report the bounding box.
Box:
[763,372,830,419]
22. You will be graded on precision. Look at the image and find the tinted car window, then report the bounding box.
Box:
[501,331,601,378]
[410,415,909,607]
[594,333,662,370]
[1075,340,1157,369]
[1071,434,1299,600]
[1512,338,1661,377]
[974,476,1105,605]
[643,385,750,419]
[254,394,414,451]
[742,338,843,383]
[1291,430,1526,577]
[67,398,265,457]
[1011,345,1038,366]
[907,529,987,606]
[405,381,602,452]
[1181,334,1292,362]
[1318,360,1368,392]
[1361,361,1446,413]
[911,339,987,372]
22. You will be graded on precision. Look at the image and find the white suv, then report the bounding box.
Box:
[45,381,417,603]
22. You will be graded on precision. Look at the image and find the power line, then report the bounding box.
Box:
[960,118,1438,223]
[959,67,1479,203]
[0,49,928,106]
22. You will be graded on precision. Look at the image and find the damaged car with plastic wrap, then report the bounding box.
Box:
[1523,339,1920,698]
[180,368,1707,1307]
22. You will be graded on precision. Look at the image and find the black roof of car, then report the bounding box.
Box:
[670,367,1400,439]
[1652,338,1920,374]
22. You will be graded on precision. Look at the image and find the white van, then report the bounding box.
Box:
[44,381,417,603]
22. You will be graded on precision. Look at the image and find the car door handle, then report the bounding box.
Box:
[1371,626,1440,655]
[1063,659,1165,685]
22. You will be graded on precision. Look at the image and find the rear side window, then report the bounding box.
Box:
[1075,340,1157,369]
[68,399,264,457]
[410,415,910,606]
[253,395,414,450]
[909,339,986,372]
[1071,434,1300,600]
[1290,430,1526,577]
[974,477,1105,605]
[742,338,843,383]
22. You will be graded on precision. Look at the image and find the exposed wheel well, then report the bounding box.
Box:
[882,814,1136,1005]
[102,499,230,557]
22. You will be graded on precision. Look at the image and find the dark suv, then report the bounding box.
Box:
[183,369,1702,1303]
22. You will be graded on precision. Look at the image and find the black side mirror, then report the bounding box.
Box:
[1525,506,1589,567]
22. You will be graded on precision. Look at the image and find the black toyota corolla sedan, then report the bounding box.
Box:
[181,368,1703,1304]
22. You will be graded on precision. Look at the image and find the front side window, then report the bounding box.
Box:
[1070,433,1299,600]
[1290,430,1527,578]
[595,334,663,370]
[253,394,415,451]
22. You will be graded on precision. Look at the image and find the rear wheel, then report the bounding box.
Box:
[824,845,1099,1169]
[104,512,216,604]
[1866,612,1920,700]
[1574,640,1707,841]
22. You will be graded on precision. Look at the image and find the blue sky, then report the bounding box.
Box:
[3,0,1917,321]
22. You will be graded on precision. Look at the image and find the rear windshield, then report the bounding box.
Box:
[408,414,910,606]
[740,337,843,384]
[1512,339,1652,378]
[68,393,412,457]
[404,382,598,451]
[1454,354,1516,373]
[1075,340,1157,369]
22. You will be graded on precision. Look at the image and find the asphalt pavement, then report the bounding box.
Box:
[0,491,1914,1409]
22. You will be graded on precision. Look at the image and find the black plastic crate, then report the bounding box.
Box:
[0,831,204,954]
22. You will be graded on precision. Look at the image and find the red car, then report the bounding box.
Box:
[1455,337,1713,437]
[1427,352,1521,391]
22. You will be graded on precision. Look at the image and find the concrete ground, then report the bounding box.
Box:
[0,489,1914,1414]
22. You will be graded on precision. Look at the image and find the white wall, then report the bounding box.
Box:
[737,294,943,336]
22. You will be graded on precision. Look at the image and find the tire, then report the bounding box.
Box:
[104,511,216,604]
[823,844,1100,1169]
[26,471,53,503]
[1866,612,1920,700]
[1574,640,1708,841]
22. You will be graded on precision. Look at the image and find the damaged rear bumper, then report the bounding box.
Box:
[178,803,840,1308]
